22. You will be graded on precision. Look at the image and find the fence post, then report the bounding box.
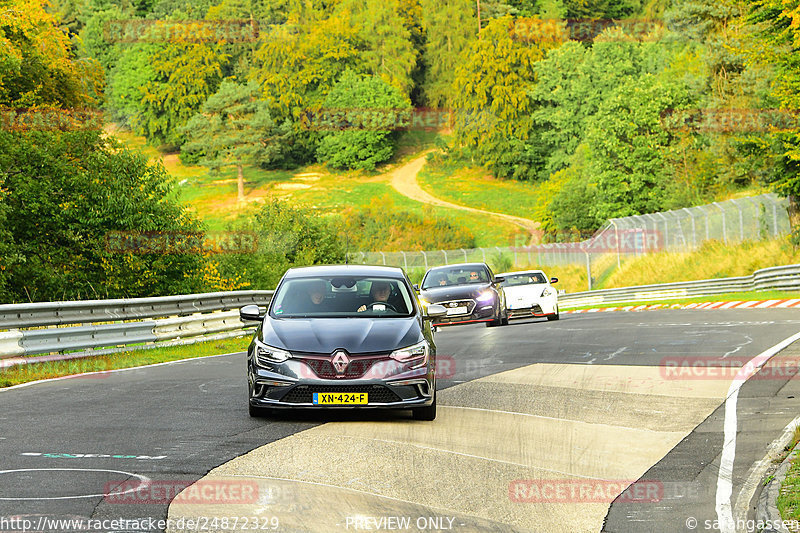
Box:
[421,251,428,271]
[584,248,592,291]
[461,248,467,262]
[481,248,486,263]
[730,198,745,241]
[443,250,448,265]
[610,219,621,268]
[683,208,697,248]
[400,251,408,271]
[713,202,727,243]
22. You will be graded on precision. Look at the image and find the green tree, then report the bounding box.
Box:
[216,200,345,290]
[451,16,556,181]
[337,0,417,96]
[251,9,366,120]
[0,0,103,107]
[182,80,289,201]
[585,75,690,219]
[0,129,207,302]
[316,71,411,170]
[137,33,229,147]
[746,0,800,206]
[420,0,477,107]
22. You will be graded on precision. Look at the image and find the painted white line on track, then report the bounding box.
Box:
[715,331,800,533]
[0,351,245,393]
[0,468,150,501]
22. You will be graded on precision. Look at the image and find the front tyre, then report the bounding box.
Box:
[547,305,560,321]
[412,394,437,421]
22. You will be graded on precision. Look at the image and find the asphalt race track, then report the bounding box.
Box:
[1,309,800,533]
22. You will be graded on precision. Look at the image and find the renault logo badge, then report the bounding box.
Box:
[332,351,350,374]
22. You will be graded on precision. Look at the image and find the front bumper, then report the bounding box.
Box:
[507,297,557,319]
[248,358,435,409]
[430,300,497,327]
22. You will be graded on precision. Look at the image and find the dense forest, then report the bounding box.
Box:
[0,0,799,301]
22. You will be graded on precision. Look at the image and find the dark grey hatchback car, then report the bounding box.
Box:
[240,265,446,420]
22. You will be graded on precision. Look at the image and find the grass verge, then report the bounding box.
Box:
[777,427,800,523]
[0,335,250,388]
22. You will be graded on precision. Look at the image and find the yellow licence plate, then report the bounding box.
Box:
[312,392,368,405]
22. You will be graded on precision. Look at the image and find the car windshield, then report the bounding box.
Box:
[422,267,489,289]
[502,273,548,286]
[270,276,414,318]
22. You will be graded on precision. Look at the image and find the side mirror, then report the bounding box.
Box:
[494,276,505,284]
[550,277,559,284]
[425,304,447,319]
[239,304,265,322]
[413,284,420,291]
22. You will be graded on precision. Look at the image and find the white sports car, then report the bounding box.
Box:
[496,270,560,321]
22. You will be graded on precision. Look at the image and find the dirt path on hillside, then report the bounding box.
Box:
[388,152,541,235]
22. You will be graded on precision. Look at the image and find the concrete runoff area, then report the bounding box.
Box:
[167,363,737,532]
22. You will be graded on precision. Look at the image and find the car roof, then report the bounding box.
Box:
[427,263,489,272]
[497,269,547,277]
[283,264,407,279]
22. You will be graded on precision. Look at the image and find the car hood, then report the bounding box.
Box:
[505,284,548,298]
[262,316,422,354]
[420,283,492,302]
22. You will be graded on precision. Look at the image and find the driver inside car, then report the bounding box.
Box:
[357,280,393,312]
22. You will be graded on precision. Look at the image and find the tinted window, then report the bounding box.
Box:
[271,276,414,318]
[422,266,490,289]
[502,273,548,286]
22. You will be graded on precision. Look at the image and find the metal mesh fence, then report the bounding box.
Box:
[348,193,790,272]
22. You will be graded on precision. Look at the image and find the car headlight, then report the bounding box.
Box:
[254,338,291,365]
[390,340,429,369]
[541,287,553,298]
[476,290,494,303]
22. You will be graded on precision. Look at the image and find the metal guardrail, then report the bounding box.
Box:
[0,290,274,362]
[560,264,800,308]
[0,290,274,330]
